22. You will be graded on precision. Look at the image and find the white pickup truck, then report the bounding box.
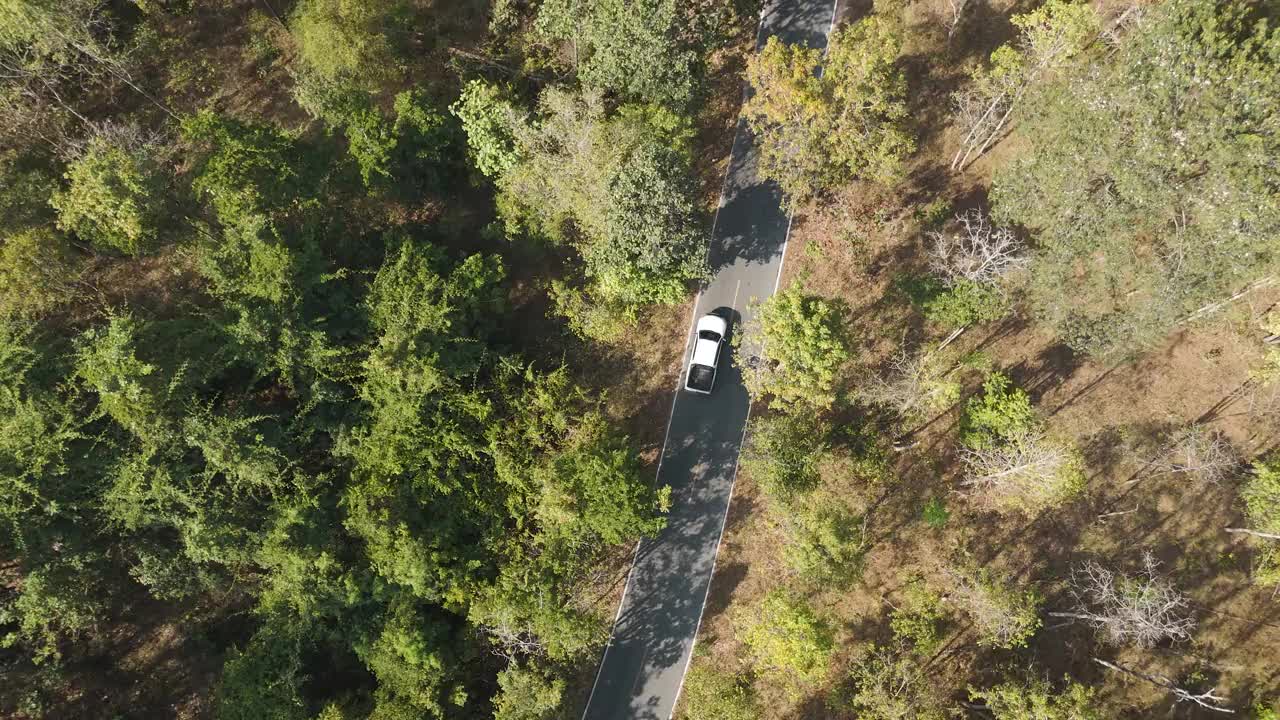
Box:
[684,313,729,394]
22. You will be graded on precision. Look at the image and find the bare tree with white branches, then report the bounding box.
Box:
[860,345,960,424]
[927,209,1027,288]
[950,0,1099,170]
[1147,425,1240,486]
[943,0,972,45]
[1051,552,1195,648]
[944,564,1042,649]
[960,430,1084,515]
[1092,658,1234,714]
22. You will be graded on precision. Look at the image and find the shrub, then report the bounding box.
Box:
[737,285,849,410]
[924,279,1009,328]
[678,660,760,720]
[783,500,865,585]
[740,413,827,502]
[969,676,1100,720]
[959,372,1084,515]
[51,133,166,256]
[922,497,949,528]
[960,372,1035,449]
[895,273,1008,329]
[741,590,835,694]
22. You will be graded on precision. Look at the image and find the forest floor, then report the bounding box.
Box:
[681,0,1280,717]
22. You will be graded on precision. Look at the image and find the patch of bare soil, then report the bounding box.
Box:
[0,593,249,720]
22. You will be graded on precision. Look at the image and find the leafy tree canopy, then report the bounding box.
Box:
[737,285,849,410]
[992,0,1280,357]
[51,131,167,255]
[744,13,914,206]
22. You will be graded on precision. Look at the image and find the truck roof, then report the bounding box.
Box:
[691,336,720,366]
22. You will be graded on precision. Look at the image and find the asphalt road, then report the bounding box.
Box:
[580,2,838,718]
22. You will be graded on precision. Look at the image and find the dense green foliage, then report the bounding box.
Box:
[529,0,737,107]
[737,285,849,409]
[0,227,79,318]
[290,0,407,91]
[679,661,761,720]
[741,590,835,695]
[1243,455,1280,585]
[993,0,1280,357]
[51,133,167,255]
[969,677,1100,720]
[744,13,913,205]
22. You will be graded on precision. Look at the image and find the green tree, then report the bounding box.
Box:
[946,563,1041,649]
[535,0,700,108]
[0,227,80,318]
[889,580,946,653]
[741,590,835,694]
[450,80,520,179]
[678,659,760,720]
[1240,455,1280,585]
[783,499,865,585]
[737,285,849,410]
[744,14,913,206]
[499,89,705,338]
[836,644,948,720]
[992,0,1280,357]
[492,663,565,720]
[741,412,827,501]
[969,676,1100,720]
[289,0,406,91]
[51,132,167,255]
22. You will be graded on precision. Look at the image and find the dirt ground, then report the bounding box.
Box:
[681,0,1280,717]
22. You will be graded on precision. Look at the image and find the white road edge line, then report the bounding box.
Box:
[666,0,843,717]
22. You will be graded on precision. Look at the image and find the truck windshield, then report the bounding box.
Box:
[698,330,721,342]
